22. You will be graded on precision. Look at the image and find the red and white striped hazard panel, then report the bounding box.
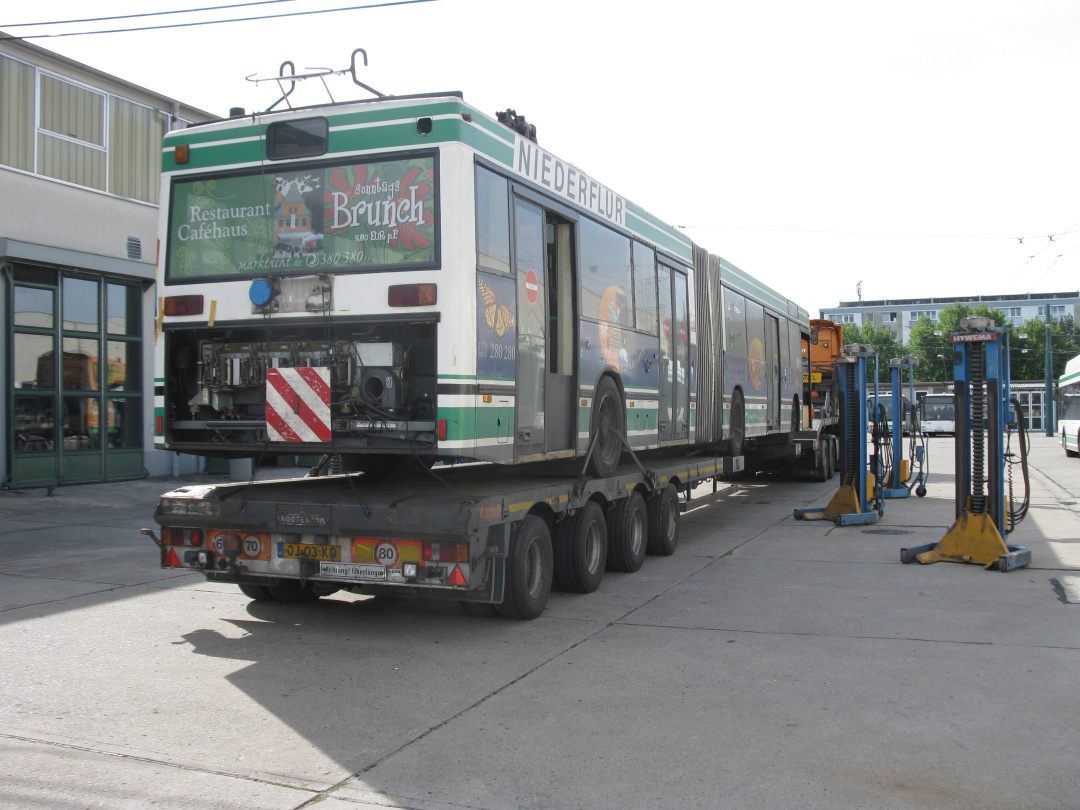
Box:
[265,367,332,443]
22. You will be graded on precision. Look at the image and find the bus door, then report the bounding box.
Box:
[657,263,690,441]
[514,198,574,457]
[765,313,780,430]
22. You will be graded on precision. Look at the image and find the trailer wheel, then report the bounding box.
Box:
[554,500,608,593]
[826,440,835,480]
[729,389,746,458]
[238,583,275,601]
[497,515,553,620]
[607,490,648,573]
[647,484,680,556]
[267,580,321,603]
[587,376,625,478]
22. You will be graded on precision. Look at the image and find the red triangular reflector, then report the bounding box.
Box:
[446,564,466,587]
[164,548,181,568]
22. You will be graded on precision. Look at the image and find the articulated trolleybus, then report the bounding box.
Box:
[155,90,808,477]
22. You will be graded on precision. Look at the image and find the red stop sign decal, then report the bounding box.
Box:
[524,269,539,304]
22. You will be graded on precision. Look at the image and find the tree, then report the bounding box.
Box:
[841,322,903,383]
[1013,314,1080,380]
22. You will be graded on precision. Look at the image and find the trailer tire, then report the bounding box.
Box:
[498,515,553,620]
[238,583,275,601]
[607,490,648,573]
[554,500,608,593]
[646,483,680,556]
[825,440,835,480]
[267,580,321,603]
[587,376,625,478]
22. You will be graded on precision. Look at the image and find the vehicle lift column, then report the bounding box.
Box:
[901,317,1031,570]
[882,356,918,499]
[795,345,881,525]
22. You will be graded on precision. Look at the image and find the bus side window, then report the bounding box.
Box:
[632,242,658,335]
[476,166,511,273]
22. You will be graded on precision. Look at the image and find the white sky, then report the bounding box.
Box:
[5,0,1079,321]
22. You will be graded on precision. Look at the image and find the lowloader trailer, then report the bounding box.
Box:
[145,453,743,620]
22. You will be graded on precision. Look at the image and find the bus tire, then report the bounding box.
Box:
[497,515,553,620]
[587,376,624,478]
[647,483,680,556]
[238,583,275,601]
[729,389,746,458]
[1067,431,1079,458]
[267,580,321,603]
[554,501,608,593]
[607,490,648,573]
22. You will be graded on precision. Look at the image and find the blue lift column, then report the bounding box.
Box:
[901,317,1031,570]
[882,356,918,500]
[795,345,881,525]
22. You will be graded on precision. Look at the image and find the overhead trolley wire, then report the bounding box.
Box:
[0,0,437,40]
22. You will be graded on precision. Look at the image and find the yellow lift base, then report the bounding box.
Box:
[901,510,1031,571]
[794,474,880,526]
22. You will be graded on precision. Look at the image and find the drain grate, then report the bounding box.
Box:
[861,528,914,536]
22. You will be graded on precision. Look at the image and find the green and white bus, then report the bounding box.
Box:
[1057,353,1080,457]
[154,91,808,475]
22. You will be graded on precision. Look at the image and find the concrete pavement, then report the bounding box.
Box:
[0,435,1077,808]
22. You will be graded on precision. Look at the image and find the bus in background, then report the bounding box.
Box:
[155,87,808,477]
[919,394,956,437]
[868,394,912,436]
[1057,353,1080,457]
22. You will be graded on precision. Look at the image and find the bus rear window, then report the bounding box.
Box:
[267,118,329,160]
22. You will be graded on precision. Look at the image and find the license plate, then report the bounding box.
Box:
[319,562,386,580]
[280,542,341,561]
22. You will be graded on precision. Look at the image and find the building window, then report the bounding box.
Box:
[1006,307,1022,318]
[883,312,898,322]
[9,265,144,486]
[838,313,856,324]
[1050,305,1066,320]
[909,310,938,322]
[0,53,176,204]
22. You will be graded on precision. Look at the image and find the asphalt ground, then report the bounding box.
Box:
[0,435,1078,809]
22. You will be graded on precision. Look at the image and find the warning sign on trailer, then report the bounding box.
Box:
[265,367,332,442]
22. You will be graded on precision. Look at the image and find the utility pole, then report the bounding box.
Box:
[1045,304,1055,437]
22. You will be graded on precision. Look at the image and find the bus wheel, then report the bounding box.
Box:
[729,389,746,458]
[554,501,608,593]
[1067,431,1079,458]
[646,484,680,556]
[588,376,624,478]
[267,580,321,603]
[607,490,647,573]
[238,583,275,601]
[497,515,553,620]
[791,396,801,433]
[826,439,836,480]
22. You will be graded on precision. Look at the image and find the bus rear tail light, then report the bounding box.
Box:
[388,283,436,307]
[163,295,204,316]
[438,419,447,441]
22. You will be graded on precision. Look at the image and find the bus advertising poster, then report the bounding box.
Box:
[166,156,436,280]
